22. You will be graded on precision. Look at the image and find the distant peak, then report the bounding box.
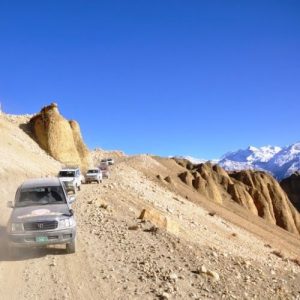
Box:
[248,146,258,151]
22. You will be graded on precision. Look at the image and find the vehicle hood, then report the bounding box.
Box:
[59,177,74,182]
[10,204,70,222]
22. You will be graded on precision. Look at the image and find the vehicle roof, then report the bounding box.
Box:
[20,177,62,189]
[60,168,78,171]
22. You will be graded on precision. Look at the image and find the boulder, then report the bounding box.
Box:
[139,208,179,235]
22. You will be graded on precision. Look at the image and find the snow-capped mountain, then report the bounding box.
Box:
[266,143,300,179]
[218,142,300,179]
[177,142,300,179]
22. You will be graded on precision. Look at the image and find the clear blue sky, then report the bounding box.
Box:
[1,1,299,159]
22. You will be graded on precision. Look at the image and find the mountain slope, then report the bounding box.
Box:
[172,159,300,235]
[0,113,61,222]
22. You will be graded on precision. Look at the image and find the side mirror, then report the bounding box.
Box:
[68,195,76,204]
[7,201,14,208]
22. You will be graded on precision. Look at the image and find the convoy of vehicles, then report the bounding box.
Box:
[100,158,114,165]
[6,158,115,256]
[99,162,110,178]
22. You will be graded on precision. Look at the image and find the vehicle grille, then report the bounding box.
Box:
[24,221,58,231]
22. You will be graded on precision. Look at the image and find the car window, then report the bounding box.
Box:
[59,171,75,177]
[16,186,66,207]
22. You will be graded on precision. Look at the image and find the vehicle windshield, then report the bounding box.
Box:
[16,186,66,207]
[59,171,75,177]
[87,170,98,174]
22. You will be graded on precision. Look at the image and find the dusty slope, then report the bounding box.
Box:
[0,114,61,222]
[0,114,300,299]
[127,156,300,256]
[91,148,126,166]
[160,158,300,236]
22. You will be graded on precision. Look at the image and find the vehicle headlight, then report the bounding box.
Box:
[11,223,24,232]
[59,218,74,228]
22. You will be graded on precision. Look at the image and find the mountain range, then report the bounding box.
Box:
[178,142,300,180]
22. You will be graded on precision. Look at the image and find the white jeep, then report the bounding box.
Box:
[58,168,83,193]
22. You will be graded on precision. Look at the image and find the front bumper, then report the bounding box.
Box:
[85,176,99,182]
[7,227,76,248]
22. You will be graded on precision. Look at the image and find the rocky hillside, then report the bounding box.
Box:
[0,113,61,222]
[29,103,91,170]
[91,148,126,166]
[162,159,300,236]
[281,172,300,212]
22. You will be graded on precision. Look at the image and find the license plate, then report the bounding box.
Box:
[36,236,48,243]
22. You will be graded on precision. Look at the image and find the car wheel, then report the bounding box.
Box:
[66,240,76,254]
[78,185,81,191]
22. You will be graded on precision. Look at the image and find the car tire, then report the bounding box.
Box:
[77,185,81,191]
[66,240,76,254]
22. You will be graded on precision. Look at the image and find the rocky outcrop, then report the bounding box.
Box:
[230,171,300,235]
[175,159,300,235]
[30,103,91,170]
[281,172,300,212]
[139,208,179,235]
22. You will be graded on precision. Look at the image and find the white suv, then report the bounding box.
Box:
[58,168,83,193]
[85,168,103,184]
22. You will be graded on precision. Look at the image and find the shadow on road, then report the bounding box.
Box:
[0,226,67,262]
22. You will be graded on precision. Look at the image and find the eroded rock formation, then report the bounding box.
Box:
[281,172,300,212]
[30,103,91,170]
[175,159,300,235]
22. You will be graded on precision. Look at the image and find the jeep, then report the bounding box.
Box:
[6,178,76,255]
[58,167,83,193]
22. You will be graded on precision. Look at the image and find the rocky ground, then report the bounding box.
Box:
[0,114,300,299]
[0,163,299,299]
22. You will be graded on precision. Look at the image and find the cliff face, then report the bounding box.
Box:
[281,172,300,212]
[175,159,300,235]
[30,103,91,170]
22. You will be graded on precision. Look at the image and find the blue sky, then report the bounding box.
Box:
[0,1,299,159]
